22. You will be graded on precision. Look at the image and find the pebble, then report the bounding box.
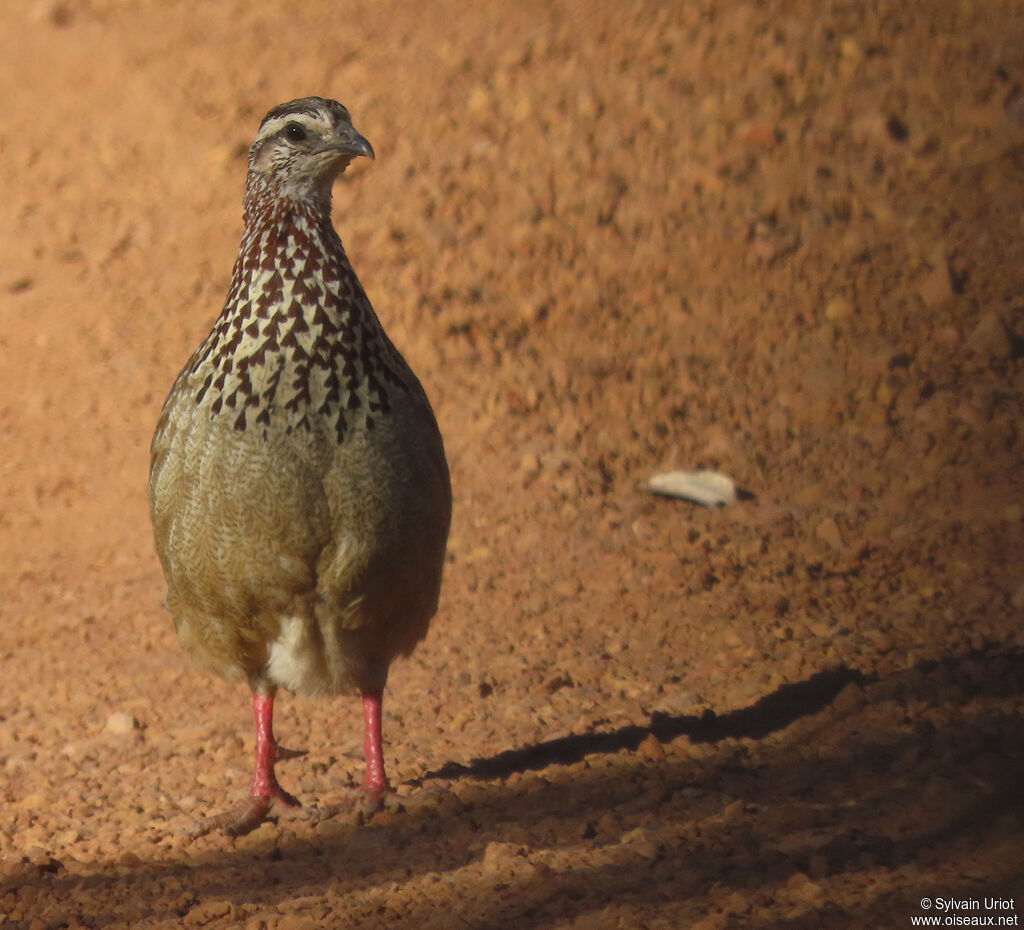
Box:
[22,847,62,873]
[931,325,960,346]
[916,265,951,306]
[104,712,139,735]
[637,732,666,762]
[815,516,843,549]
[184,900,233,926]
[786,871,824,900]
[965,311,1011,357]
[482,841,524,872]
[17,792,48,810]
[823,296,853,321]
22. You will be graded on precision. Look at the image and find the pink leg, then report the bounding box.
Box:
[362,689,390,799]
[186,689,303,838]
[235,690,389,830]
[250,691,302,806]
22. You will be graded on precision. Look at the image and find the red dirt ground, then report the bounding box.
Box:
[0,1,1022,927]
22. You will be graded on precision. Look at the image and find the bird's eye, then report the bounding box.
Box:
[284,122,307,143]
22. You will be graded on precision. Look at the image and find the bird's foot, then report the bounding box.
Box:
[358,787,388,821]
[186,787,302,839]
[302,784,390,828]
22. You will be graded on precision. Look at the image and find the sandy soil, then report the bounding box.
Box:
[0,0,1022,927]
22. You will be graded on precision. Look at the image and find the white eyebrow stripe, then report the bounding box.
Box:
[255,111,330,143]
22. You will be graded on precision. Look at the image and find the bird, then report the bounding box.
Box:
[149,96,452,837]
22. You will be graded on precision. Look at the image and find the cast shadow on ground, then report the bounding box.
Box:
[421,665,869,783]
[4,649,1022,928]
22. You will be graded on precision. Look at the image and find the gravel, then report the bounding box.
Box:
[0,0,1021,927]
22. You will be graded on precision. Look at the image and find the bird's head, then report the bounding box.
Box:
[247,96,375,204]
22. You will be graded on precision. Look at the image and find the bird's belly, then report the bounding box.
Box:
[150,395,450,690]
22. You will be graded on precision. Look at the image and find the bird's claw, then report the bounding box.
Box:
[299,786,389,828]
[186,788,302,839]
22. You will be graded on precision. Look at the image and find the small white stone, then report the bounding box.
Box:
[648,470,739,506]
[104,711,138,735]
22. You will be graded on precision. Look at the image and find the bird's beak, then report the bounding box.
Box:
[329,127,375,161]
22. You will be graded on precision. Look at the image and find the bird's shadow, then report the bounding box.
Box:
[419,664,867,783]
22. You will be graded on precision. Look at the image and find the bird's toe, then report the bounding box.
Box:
[185,788,302,839]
